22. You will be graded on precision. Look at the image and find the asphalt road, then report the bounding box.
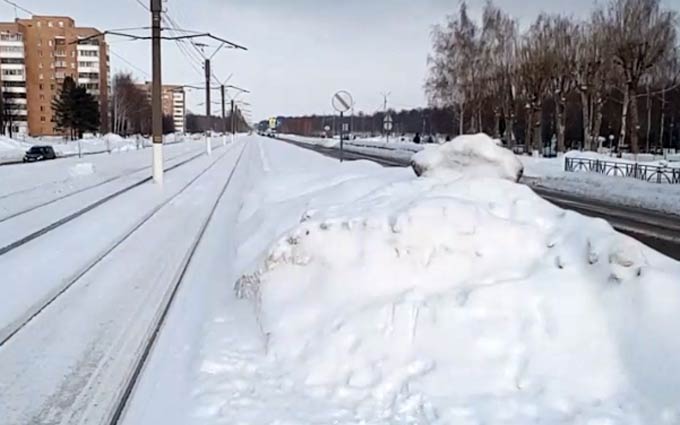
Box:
[275,136,680,261]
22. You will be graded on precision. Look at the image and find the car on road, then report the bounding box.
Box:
[23,146,57,163]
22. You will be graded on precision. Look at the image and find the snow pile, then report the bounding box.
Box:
[412,133,523,181]
[102,133,125,145]
[237,164,680,423]
[68,162,96,177]
[0,136,32,162]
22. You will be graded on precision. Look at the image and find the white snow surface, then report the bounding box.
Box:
[68,162,96,177]
[121,136,680,425]
[522,155,680,214]
[411,133,523,181]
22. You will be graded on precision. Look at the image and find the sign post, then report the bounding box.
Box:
[332,90,353,163]
[383,114,393,143]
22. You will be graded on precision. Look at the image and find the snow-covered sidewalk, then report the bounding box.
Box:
[122,135,680,425]
[522,153,680,215]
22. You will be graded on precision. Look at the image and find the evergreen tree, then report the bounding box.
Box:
[71,86,100,139]
[52,77,77,139]
[52,76,100,139]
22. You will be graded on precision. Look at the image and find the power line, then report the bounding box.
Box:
[133,0,149,12]
[1,0,33,15]
[109,49,150,78]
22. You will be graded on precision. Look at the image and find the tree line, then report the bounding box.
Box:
[426,0,679,153]
[111,73,175,136]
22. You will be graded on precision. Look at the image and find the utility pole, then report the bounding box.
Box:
[231,99,235,137]
[381,91,390,143]
[204,59,211,126]
[151,0,163,184]
[221,84,226,133]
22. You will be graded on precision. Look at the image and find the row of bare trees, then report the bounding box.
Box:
[426,0,679,153]
[111,72,174,136]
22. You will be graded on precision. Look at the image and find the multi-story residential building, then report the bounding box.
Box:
[0,16,109,137]
[137,82,186,133]
[0,23,28,136]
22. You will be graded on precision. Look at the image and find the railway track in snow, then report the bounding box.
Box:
[0,144,234,347]
[0,141,248,425]
[0,143,220,256]
[0,148,198,219]
[275,135,680,261]
[107,142,248,425]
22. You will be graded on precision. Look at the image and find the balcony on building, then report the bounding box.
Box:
[0,32,22,42]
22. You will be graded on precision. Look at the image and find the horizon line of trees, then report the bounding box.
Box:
[426,0,679,153]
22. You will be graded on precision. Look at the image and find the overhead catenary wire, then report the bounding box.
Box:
[109,49,150,79]
[1,0,33,15]
[133,0,149,12]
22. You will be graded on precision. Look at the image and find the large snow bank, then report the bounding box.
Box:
[411,133,523,181]
[236,148,680,423]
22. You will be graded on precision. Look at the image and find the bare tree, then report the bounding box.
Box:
[426,2,487,134]
[516,15,552,153]
[574,20,613,151]
[482,1,519,144]
[542,15,578,152]
[111,72,152,136]
[600,0,677,153]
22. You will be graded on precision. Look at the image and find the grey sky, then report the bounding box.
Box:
[0,0,654,121]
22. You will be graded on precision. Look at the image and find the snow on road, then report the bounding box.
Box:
[122,135,680,425]
[0,140,244,424]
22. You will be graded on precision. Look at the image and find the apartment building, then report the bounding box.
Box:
[137,82,186,133]
[0,16,109,137]
[0,23,28,136]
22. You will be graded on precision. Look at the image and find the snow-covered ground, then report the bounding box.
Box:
[0,136,238,424]
[0,133,191,164]
[122,135,680,425]
[522,154,680,215]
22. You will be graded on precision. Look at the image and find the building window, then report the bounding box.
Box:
[40,106,44,112]
[39,51,42,57]
[48,21,53,27]
[40,116,46,122]
[37,41,41,47]
[0,58,24,64]
[39,94,45,100]
[2,69,24,76]
[48,40,53,46]
[50,84,55,90]
[39,83,43,90]
[71,63,75,69]
[58,21,64,28]
[39,63,43,69]
[79,50,98,57]
[37,21,41,27]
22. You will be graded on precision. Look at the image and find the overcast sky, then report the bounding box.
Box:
[2,0,670,122]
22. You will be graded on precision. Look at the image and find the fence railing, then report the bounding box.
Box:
[565,157,680,184]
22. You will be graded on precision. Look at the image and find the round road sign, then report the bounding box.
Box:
[332,90,353,113]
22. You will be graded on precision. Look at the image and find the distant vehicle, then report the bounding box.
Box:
[23,145,57,162]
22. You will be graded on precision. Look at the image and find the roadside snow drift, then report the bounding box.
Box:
[236,147,680,423]
[411,133,523,181]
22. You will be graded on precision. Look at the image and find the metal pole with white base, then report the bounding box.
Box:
[150,0,163,185]
[206,133,212,155]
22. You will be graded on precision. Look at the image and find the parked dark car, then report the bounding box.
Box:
[23,145,57,162]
